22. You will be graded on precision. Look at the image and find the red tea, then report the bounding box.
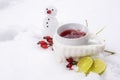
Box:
[60,29,86,39]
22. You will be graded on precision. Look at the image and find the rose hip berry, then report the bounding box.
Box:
[66,57,78,70]
[66,57,74,63]
[47,39,53,46]
[43,36,52,40]
[43,36,53,46]
[37,36,53,50]
[66,57,74,70]
[66,63,73,70]
[37,41,47,45]
[37,40,48,49]
[41,44,48,49]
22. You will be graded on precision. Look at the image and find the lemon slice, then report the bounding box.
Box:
[77,57,93,73]
[90,59,106,74]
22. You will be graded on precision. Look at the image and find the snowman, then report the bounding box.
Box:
[43,6,58,37]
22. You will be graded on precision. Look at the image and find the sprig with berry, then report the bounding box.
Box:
[66,57,77,70]
[37,36,53,50]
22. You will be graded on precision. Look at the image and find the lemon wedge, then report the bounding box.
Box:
[90,59,106,74]
[77,57,93,73]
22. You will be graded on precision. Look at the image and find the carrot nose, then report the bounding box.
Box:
[47,10,52,14]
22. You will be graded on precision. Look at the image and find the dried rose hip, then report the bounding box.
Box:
[43,36,52,40]
[37,36,53,50]
[66,57,78,70]
[37,41,47,45]
[43,36,53,46]
[41,44,48,49]
[66,63,73,70]
[66,57,74,63]
[47,39,53,46]
[37,40,48,49]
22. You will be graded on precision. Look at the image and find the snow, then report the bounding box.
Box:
[0,0,120,80]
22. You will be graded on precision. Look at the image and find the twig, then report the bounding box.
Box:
[96,27,105,35]
[104,50,115,55]
[85,22,114,55]
[85,20,88,27]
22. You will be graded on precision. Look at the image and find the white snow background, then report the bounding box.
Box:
[0,0,120,80]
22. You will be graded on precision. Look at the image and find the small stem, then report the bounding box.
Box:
[52,48,54,51]
[96,27,105,35]
[85,20,88,27]
[104,50,115,55]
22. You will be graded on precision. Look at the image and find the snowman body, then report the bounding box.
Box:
[43,15,58,36]
[43,6,58,37]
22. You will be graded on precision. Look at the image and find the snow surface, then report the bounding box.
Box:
[0,0,120,80]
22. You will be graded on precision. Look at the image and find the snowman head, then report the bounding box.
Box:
[45,6,57,16]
